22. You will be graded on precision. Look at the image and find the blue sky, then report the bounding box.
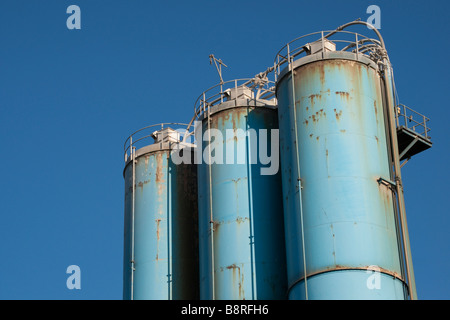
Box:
[0,0,448,300]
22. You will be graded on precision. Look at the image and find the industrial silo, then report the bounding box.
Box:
[274,22,431,300]
[123,123,199,300]
[193,77,287,299]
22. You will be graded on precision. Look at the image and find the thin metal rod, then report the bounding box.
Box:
[290,57,308,300]
[399,137,419,160]
[245,107,257,300]
[167,152,173,300]
[328,20,385,49]
[400,158,410,168]
[130,144,136,300]
[207,96,215,300]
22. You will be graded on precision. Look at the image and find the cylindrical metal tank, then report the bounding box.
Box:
[196,79,287,300]
[275,36,407,299]
[123,124,199,300]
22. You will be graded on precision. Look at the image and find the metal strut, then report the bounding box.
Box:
[289,54,308,300]
[245,107,257,300]
[206,94,216,300]
[130,142,136,300]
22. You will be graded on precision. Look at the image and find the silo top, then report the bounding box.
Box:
[123,123,196,167]
[273,29,385,84]
[192,78,277,122]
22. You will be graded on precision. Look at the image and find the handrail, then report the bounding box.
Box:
[123,122,192,162]
[396,104,431,139]
[273,29,385,78]
[192,77,276,121]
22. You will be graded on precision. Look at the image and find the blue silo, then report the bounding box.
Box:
[274,25,420,300]
[123,124,199,300]
[195,79,287,300]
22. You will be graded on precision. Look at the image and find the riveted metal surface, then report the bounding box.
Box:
[198,105,287,300]
[123,148,199,300]
[276,55,407,300]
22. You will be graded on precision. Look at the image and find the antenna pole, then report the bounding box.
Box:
[209,54,228,84]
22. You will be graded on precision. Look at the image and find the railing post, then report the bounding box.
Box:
[130,136,133,160]
[203,92,206,113]
[321,31,324,59]
[274,61,278,83]
[403,104,407,128]
[423,115,428,139]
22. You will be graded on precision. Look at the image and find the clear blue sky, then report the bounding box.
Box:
[0,0,448,300]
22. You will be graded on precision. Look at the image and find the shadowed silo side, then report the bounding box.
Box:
[123,125,199,300]
[275,34,408,299]
[195,79,287,300]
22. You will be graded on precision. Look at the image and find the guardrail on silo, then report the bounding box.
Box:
[123,122,193,162]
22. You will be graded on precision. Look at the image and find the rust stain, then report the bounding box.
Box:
[312,115,316,123]
[155,153,165,183]
[226,264,244,299]
[377,176,393,227]
[335,91,350,100]
[213,220,221,232]
[374,100,379,125]
[309,134,313,138]
[316,264,404,281]
[340,129,346,133]
[155,219,162,240]
[155,218,162,260]
[145,155,149,170]
[235,216,249,224]
[309,93,321,108]
[304,119,309,126]
[316,136,319,141]
[319,65,325,85]
[334,108,343,120]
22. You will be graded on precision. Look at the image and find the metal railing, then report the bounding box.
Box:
[192,78,276,121]
[123,122,192,162]
[396,104,431,139]
[273,30,385,79]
